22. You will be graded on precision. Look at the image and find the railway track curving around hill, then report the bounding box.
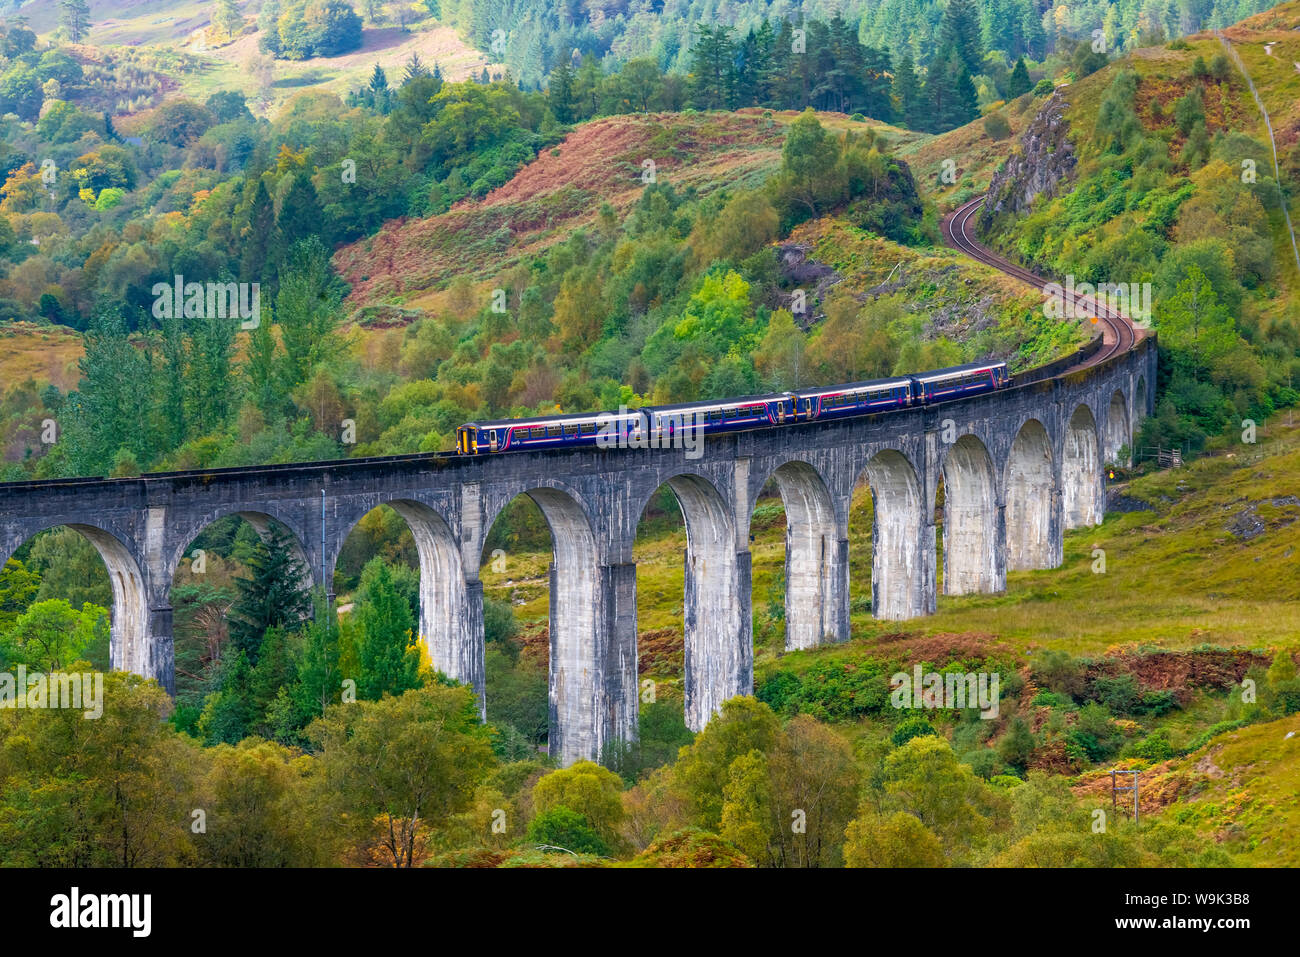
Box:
[942,195,1139,373]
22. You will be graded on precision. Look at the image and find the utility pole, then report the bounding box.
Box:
[1111,768,1139,825]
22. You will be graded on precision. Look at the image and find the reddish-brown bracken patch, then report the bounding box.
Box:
[1085,649,1268,704]
[1071,762,1193,817]
[638,627,684,676]
[333,112,784,309]
[1028,738,1076,773]
[868,630,1011,664]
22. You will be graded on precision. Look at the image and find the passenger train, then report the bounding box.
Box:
[455,361,1009,456]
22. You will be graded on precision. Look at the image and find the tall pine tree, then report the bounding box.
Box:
[892,51,925,129]
[939,0,984,76]
[229,522,311,665]
[354,561,422,701]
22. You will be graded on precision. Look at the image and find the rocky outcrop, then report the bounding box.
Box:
[980,91,1077,233]
[773,243,841,325]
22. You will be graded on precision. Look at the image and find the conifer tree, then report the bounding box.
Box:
[1007,56,1032,97]
[938,0,984,76]
[229,522,310,665]
[548,59,577,123]
[354,561,422,701]
[59,0,91,43]
[892,51,925,129]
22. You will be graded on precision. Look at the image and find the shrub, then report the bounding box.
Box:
[1136,689,1178,716]
[962,748,1003,779]
[996,717,1036,772]
[1091,674,1140,714]
[892,715,938,747]
[1034,649,1086,699]
[989,774,1025,788]
[526,806,611,856]
[1124,728,1175,761]
[983,112,1012,140]
[1066,703,1122,762]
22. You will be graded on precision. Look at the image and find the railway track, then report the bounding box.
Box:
[943,196,1139,372]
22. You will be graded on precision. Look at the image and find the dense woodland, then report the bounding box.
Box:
[435,0,1281,85]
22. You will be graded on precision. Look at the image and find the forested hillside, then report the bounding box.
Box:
[977,7,1300,454]
[440,0,1283,84]
[1,0,1102,482]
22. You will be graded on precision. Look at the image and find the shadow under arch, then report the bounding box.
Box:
[6,523,153,682]
[1063,403,1103,529]
[940,434,1003,595]
[1004,419,1058,571]
[168,509,315,596]
[334,499,471,692]
[1105,389,1129,465]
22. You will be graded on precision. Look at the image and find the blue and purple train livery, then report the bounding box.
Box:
[456,361,1009,455]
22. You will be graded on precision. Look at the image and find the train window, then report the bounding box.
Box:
[547,425,562,437]
[723,407,737,418]
[581,422,596,434]
[530,427,546,438]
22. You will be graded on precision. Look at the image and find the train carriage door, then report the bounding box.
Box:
[489,430,498,452]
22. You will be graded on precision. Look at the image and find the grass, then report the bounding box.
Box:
[1167,712,1300,866]
[901,91,1041,212]
[0,322,84,393]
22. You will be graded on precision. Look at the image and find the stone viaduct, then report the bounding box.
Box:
[0,336,1155,765]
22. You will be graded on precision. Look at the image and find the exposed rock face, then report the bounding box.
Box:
[774,242,841,324]
[980,91,1077,233]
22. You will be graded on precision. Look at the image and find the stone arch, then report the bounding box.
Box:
[335,499,470,693]
[521,486,603,767]
[1105,390,1129,465]
[168,509,314,592]
[752,459,841,649]
[659,472,746,733]
[1004,419,1058,571]
[940,434,1003,595]
[165,510,318,698]
[8,523,151,680]
[1063,404,1103,528]
[858,449,928,619]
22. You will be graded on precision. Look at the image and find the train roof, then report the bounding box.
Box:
[459,360,1007,431]
[794,376,911,398]
[647,392,787,415]
[913,361,1006,383]
[460,409,641,430]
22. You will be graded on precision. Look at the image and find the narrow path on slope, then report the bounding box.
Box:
[1216,29,1300,280]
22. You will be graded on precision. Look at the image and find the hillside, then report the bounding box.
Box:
[335,107,1086,372]
[954,11,1300,463]
[334,111,788,306]
[20,1,497,113]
